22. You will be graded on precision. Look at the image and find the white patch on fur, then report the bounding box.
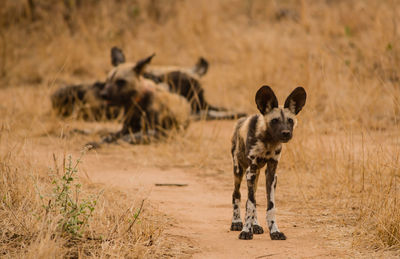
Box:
[246,167,257,180]
[232,218,242,223]
[238,116,251,141]
[248,140,266,158]
[253,213,259,226]
[242,200,256,232]
[267,208,280,233]
[266,176,280,233]
[256,115,266,133]
[272,151,282,161]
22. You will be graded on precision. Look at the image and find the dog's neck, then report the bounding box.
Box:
[121,79,155,113]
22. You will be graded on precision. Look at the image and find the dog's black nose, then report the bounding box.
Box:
[99,91,108,99]
[281,130,291,139]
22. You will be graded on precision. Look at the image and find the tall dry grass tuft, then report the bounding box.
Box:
[0,141,171,257]
[1,0,400,255]
[282,125,400,251]
[354,133,400,251]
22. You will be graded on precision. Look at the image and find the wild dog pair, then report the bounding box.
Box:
[230,86,306,240]
[50,52,207,121]
[109,47,246,120]
[51,47,245,121]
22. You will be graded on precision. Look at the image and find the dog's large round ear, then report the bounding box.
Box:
[193,57,209,77]
[133,53,155,75]
[111,47,126,67]
[255,85,278,115]
[284,87,307,115]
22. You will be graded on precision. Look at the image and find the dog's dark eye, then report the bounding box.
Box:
[271,118,279,124]
[115,79,126,88]
[288,118,294,124]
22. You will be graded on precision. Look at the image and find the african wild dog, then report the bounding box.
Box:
[51,81,121,120]
[86,53,191,148]
[230,85,306,240]
[111,47,246,120]
[50,49,208,121]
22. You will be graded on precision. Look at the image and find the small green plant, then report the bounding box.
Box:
[39,154,97,238]
[344,25,352,37]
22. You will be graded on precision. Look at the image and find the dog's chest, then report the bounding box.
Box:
[249,140,282,164]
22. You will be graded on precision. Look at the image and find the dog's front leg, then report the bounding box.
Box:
[102,131,122,144]
[265,159,286,240]
[252,171,264,234]
[120,130,157,144]
[85,129,125,150]
[239,163,258,240]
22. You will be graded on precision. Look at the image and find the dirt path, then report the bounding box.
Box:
[81,151,347,259]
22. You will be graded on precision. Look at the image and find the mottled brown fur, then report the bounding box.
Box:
[111,47,246,120]
[51,81,120,121]
[87,54,191,148]
[50,49,213,121]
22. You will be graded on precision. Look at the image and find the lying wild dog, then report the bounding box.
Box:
[111,46,209,79]
[86,54,191,148]
[111,47,246,120]
[51,81,121,121]
[50,52,207,121]
[230,85,306,240]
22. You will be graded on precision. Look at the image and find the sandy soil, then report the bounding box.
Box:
[74,145,350,258]
[27,120,360,258]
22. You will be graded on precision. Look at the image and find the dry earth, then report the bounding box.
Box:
[86,165,344,259]
[30,120,364,259]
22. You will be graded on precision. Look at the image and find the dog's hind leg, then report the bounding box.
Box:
[231,126,245,231]
[231,162,244,231]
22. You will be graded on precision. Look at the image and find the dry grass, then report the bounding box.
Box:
[0,87,188,257]
[1,0,400,257]
[0,149,167,258]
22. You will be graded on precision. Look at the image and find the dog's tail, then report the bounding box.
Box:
[191,106,247,121]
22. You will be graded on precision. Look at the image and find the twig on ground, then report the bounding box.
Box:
[155,183,188,187]
[255,254,278,258]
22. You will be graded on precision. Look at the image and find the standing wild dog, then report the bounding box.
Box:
[230,85,306,240]
[87,53,191,148]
